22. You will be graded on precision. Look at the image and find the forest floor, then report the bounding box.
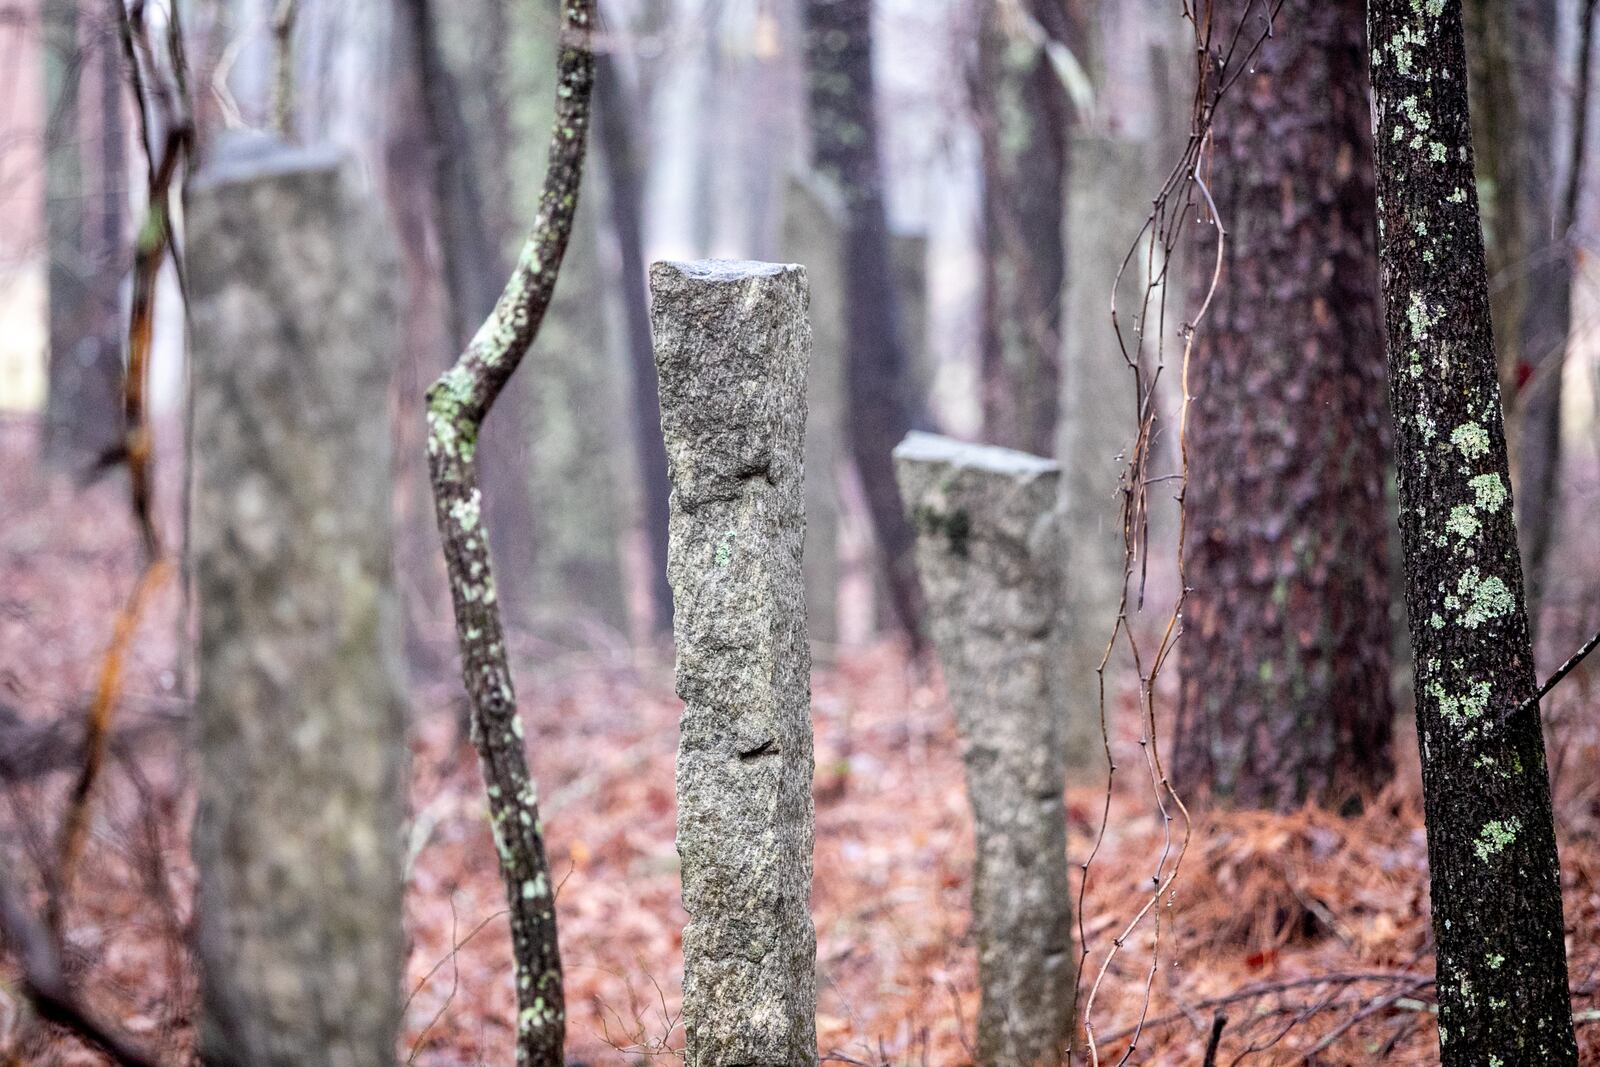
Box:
[3,413,1600,1065]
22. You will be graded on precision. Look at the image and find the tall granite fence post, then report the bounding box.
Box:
[894,431,1075,1067]
[187,134,408,1067]
[1057,135,1157,770]
[650,259,818,1067]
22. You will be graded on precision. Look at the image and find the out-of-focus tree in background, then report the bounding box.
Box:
[40,0,125,469]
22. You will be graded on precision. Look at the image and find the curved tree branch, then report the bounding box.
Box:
[0,872,166,1067]
[422,2,596,1062]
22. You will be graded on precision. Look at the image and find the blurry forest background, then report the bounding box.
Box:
[2,0,1600,1063]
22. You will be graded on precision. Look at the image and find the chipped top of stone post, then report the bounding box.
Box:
[649,259,810,512]
[902,431,1062,476]
[893,431,1062,581]
[893,430,1060,479]
[190,130,350,193]
[653,258,797,282]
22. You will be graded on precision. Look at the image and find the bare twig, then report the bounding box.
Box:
[51,558,171,933]
[1202,1012,1227,1067]
[1096,971,1434,1045]
[55,0,193,940]
[270,0,297,136]
[0,871,167,1067]
[422,3,596,1063]
[1074,3,1285,1062]
[1502,626,1600,725]
[1295,977,1431,1062]
[0,699,185,781]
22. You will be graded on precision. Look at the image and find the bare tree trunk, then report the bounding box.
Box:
[801,0,923,650]
[1368,1,1577,1060]
[972,0,1073,456]
[42,1,124,471]
[1056,134,1150,774]
[383,0,456,673]
[594,49,673,634]
[402,0,542,627]
[1464,0,1569,629]
[1175,0,1395,809]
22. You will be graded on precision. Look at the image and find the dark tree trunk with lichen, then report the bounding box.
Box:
[1175,0,1395,810]
[423,2,595,1062]
[973,0,1073,455]
[802,0,923,649]
[1367,1,1577,1061]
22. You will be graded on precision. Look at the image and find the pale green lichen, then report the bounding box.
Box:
[1443,474,1509,547]
[519,998,556,1032]
[1407,291,1437,341]
[1470,472,1507,512]
[1455,568,1514,628]
[1430,678,1491,727]
[1399,95,1431,132]
[1474,817,1521,862]
[1450,423,1490,461]
[450,493,481,532]
[1445,505,1481,542]
[427,365,481,461]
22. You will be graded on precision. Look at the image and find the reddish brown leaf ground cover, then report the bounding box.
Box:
[2,415,1598,1065]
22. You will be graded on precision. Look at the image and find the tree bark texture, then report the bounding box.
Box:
[782,174,846,645]
[42,1,125,470]
[509,0,629,634]
[1368,1,1577,1060]
[594,50,673,635]
[651,260,817,1067]
[802,0,923,650]
[894,431,1074,1067]
[187,135,408,1067]
[422,3,596,1061]
[1176,0,1396,810]
[403,0,545,628]
[975,0,1071,456]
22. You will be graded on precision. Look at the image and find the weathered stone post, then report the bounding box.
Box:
[650,259,817,1067]
[1057,134,1154,770]
[894,431,1075,1067]
[187,133,408,1067]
